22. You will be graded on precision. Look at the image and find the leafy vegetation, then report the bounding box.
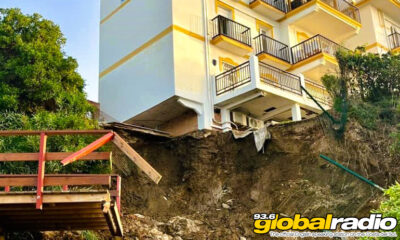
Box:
[0,9,108,175]
[322,48,400,132]
[0,8,92,115]
[362,183,400,240]
[322,48,400,240]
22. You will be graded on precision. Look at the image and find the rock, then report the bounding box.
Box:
[250,190,260,202]
[222,203,230,209]
[167,216,202,236]
[134,213,145,219]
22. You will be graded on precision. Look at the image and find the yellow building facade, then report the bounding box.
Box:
[99,0,400,135]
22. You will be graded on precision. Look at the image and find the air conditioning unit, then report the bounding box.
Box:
[248,117,264,129]
[232,112,247,126]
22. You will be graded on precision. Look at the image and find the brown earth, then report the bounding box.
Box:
[43,117,399,239]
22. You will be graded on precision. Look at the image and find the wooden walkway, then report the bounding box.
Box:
[0,130,162,238]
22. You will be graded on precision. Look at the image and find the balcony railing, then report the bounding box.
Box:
[289,0,361,23]
[250,0,287,12]
[388,32,400,50]
[215,61,251,95]
[259,62,302,95]
[254,34,291,63]
[211,15,252,47]
[305,79,331,105]
[291,34,342,64]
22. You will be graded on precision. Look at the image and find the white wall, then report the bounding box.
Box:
[100,0,173,72]
[99,0,176,122]
[100,0,121,20]
[100,34,175,122]
[344,5,377,50]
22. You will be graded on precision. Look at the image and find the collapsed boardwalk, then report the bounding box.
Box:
[0,130,162,238]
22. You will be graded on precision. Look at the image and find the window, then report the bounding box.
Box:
[222,62,235,72]
[256,19,274,38]
[219,57,238,72]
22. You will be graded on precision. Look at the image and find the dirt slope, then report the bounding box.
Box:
[39,117,398,240]
[97,117,397,240]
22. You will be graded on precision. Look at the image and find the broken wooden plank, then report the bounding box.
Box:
[112,133,162,184]
[61,132,114,166]
[0,152,111,162]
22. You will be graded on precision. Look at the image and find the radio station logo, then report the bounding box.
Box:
[253,213,397,237]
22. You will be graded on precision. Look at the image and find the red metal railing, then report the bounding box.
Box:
[0,130,122,212]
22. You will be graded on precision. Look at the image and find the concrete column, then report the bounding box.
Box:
[291,103,302,121]
[249,55,260,87]
[220,108,232,132]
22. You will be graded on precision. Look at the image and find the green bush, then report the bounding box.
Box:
[0,9,109,175]
[0,111,111,175]
[362,183,400,240]
[81,230,99,240]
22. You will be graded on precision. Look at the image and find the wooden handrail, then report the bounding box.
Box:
[0,152,111,162]
[0,130,112,136]
[0,174,112,187]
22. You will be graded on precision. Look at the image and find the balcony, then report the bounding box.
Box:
[305,79,331,105]
[254,34,291,70]
[290,35,342,81]
[210,15,252,56]
[215,62,252,96]
[389,32,400,53]
[215,60,301,97]
[214,56,330,123]
[249,0,287,20]
[283,0,361,42]
[259,62,302,95]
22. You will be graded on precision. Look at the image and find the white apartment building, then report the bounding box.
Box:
[99,0,400,136]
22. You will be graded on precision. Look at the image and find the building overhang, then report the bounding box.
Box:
[356,0,400,22]
[211,35,253,56]
[280,0,361,42]
[289,53,338,82]
[249,0,286,20]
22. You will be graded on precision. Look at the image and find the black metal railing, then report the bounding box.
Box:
[289,0,360,23]
[291,34,342,64]
[259,62,302,95]
[254,34,291,63]
[215,61,251,95]
[250,0,287,12]
[388,32,400,50]
[211,15,252,47]
[305,79,331,105]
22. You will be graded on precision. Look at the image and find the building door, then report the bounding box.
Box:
[260,27,273,53]
[217,7,233,37]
